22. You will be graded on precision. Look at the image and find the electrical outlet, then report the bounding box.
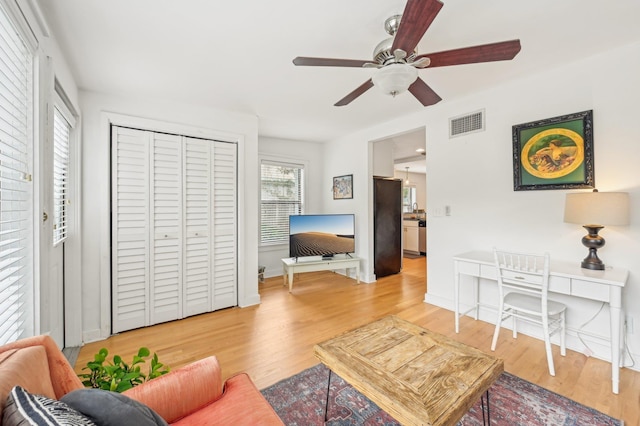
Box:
[626,316,635,334]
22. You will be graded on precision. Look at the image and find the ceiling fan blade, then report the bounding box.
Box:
[391,0,444,54]
[293,57,372,68]
[416,39,521,68]
[335,79,374,106]
[408,78,442,106]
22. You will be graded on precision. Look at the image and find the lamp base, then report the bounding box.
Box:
[580,225,605,270]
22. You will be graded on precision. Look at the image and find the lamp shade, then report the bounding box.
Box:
[372,63,418,97]
[564,191,629,226]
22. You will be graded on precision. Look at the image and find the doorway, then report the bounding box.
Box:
[372,127,427,283]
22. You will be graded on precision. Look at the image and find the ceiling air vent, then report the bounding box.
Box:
[449,109,485,138]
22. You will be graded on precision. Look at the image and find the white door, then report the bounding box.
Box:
[211,141,237,309]
[112,127,237,333]
[182,138,212,316]
[41,99,75,348]
[40,108,63,348]
[150,133,183,324]
[112,127,151,333]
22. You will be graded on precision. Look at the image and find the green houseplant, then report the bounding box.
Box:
[79,347,170,392]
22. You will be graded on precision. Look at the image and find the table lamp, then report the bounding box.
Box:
[563,190,629,270]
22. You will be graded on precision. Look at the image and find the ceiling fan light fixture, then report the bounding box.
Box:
[372,63,418,97]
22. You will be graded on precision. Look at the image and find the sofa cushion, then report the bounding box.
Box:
[0,346,56,421]
[2,385,96,426]
[61,389,168,426]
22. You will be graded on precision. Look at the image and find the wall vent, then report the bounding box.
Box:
[449,109,485,138]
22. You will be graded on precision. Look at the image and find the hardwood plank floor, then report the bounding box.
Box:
[74,257,639,424]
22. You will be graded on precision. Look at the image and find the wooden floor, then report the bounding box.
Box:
[74,257,639,424]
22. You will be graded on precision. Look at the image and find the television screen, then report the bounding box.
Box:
[289,214,355,258]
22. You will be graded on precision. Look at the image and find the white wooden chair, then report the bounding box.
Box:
[491,249,566,376]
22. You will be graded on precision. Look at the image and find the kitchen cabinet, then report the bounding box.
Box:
[403,220,419,253]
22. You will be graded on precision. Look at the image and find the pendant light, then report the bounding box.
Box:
[404,167,410,185]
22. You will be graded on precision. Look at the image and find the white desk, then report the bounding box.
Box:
[282,256,360,292]
[453,250,628,394]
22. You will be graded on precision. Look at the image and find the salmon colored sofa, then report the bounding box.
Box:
[0,335,284,425]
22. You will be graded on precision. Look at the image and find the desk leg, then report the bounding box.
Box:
[610,300,622,394]
[288,268,294,292]
[356,265,360,284]
[454,262,460,333]
[473,276,479,321]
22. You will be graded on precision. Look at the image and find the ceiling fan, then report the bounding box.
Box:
[293,0,521,107]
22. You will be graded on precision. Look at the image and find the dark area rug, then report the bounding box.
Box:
[261,364,622,426]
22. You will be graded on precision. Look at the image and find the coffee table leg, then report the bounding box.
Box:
[480,390,491,425]
[324,369,332,423]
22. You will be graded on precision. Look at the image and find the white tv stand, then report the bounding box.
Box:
[282,255,361,292]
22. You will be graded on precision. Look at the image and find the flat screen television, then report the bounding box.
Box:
[289,214,355,259]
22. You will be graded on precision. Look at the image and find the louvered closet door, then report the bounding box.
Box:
[212,141,237,309]
[150,133,183,324]
[113,127,238,333]
[182,138,212,316]
[112,127,150,333]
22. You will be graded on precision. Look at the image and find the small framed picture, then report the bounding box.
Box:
[333,174,353,200]
[512,110,594,191]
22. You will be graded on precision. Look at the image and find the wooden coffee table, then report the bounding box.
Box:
[314,316,503,426]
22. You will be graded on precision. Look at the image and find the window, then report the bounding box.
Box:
[0,3,35,345]
[260,160,304,245]
[52,106,71,245]
[402,186,417,213]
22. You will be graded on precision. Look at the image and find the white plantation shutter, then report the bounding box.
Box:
[52,107,70,245]
[260,160,304,245]
[0,4,34,345]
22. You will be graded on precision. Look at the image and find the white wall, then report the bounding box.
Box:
[258,136,324,278]
[324,41,640,368]
[79,91,260,342]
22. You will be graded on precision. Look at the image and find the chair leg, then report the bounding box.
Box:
[542,316,555,376]
[491,304,504,351]
[512,310,517,338]
[560,311,566,357]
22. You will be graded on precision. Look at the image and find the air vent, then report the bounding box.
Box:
[449,109,485,138]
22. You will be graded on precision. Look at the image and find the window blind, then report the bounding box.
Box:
[52,107,70,245]
[260,161,304,245]
[0,3,34,345]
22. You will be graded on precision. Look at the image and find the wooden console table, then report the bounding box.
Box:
[315,316,503,425]
[453,250,628,394]
[282,255,360,292]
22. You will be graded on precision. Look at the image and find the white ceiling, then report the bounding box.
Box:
[37,0,640,145]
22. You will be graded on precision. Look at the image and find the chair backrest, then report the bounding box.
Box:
[493,248,551,300]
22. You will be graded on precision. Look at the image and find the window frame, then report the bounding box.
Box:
[259,156,306,247]
[402,185,417,213]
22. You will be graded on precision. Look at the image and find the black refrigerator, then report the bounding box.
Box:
[373,177,402,278]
